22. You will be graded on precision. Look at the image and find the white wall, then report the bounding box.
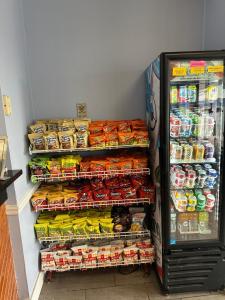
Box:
[0,0,40,298]
[23,0,204,121]
[204,0,225,50]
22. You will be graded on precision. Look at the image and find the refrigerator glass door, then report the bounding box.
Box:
[168,58,224,244]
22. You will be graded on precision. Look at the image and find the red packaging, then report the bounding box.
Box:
[131,120,147,131]
[93,188,110,201]
[105,161,120,171]
[133,131,149,145]
[132,156,148,169]
[130,175,147,189]
[138,185,155,202]
[121,187,137,199]
[117,121,131,133]
[118,132,134,145]
[109,189,123,200]
[118,160,133,170]
[79,190,93,202]
[105,133,119,147]
[103,123,117,134]
[105,177,120,189]
[119,177,131,188]
[89,134,105,148]
[79,161,90,172]
[90,160,106,172]
[90,178,105,190]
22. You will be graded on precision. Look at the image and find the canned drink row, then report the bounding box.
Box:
[172,188,216,213]
[170,163,217,189]
[170,108,215,138]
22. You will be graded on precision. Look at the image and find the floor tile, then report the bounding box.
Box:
[182,295,225,300]
[114,268,152,286]
[39,289,85,300]
[42,269,115,291]
[85,284,149,300]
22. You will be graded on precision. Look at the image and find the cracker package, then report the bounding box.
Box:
[44,132,59,150]
[58,130,75,149]
[76,132,88,148]
[74,120,89,132]
[28,133,45,150]
[29,123,46,134]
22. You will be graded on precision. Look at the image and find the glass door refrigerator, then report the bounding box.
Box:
[145,51,225,293]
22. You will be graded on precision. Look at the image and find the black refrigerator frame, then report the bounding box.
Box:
[160,51,225,252]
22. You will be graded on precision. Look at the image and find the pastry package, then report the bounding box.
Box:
[74,120,89,132]
[28,133,45,150]
[44,132,60,150]
[123,246,139,263]
[29,123,46,134]
[97,250,111,265]
[67,255,83,268]
[58,130,75,149]
[54,255,70,272]
[58,120,75,132]
[76,131,88,148]
[71,244,88,255]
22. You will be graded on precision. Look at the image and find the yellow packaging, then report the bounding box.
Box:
[34,224,48,238]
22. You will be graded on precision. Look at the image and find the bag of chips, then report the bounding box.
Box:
[44,132,60,150]
[28,133,45,150]
[58,130,75,149]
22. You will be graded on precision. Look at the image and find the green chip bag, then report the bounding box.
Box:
[34,224,48,238]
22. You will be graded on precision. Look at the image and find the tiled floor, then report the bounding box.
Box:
[39,267,225,300]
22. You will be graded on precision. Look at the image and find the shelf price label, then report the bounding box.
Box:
[190,66,205,75]
[207,65,224,73]
[172,67,187,77]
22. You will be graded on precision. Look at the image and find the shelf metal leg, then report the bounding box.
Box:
[46,271,53,282]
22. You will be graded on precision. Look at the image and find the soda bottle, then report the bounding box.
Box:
[188,85,197,102]
[170,86,178,104]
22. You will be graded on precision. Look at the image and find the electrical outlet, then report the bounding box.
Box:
[2,95,12,116]
[76,103,87,119]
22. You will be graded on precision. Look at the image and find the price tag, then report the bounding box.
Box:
[190,66,205,75]
[172,67,187,77]
[207,65,224,73]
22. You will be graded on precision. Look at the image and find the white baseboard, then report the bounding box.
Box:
[6,183,40,215]
[30,272,45,300]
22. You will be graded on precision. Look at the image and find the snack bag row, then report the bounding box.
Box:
[41,238,154,271]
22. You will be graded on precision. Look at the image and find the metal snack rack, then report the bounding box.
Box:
[29,133,154,279]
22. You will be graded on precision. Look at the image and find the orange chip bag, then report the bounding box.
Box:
[89,134,105,148]
[118,132,134,145]
[90,160,106,171]
[105,133,118,147]
[117,121,131,133]
[132,156,148,169]
[133,131,149,145]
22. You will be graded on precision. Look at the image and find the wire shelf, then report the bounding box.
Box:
[29,143,149,155]
[38,230,151,243]
[31,168,150,182]
[33,197,153,212]
[42,257,154,272]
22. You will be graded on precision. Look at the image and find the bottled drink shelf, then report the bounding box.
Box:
[170,158,216,165]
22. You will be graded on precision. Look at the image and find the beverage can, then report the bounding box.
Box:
[170,86,178,104]
[193,144,205,160]
[183,144,193,160]
[197,194,206,205]
[203,189,211,197]
[188,85,197,102]
[188,195,197,205]
[187,206,195,212]
[197,170,207,188]
[204,115,215,137]
[204,143,214,159]
[170,116,181,138]
[178,86,188,103]
[175,145,183,160]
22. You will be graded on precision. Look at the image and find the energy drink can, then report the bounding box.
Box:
[188,85,197,102]
[178,86,188,103]
[170,86,178,104]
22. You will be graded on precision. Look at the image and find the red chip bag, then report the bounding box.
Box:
[79,161,90,172]
[93,188,110,201]
[109,189,123,200]
[105,177,120,189]
[130,175,147,189]
[138,185,155,202]
[79,190,93,202]
[90,178,105,190]
[119,177,131,188]
[117,121,131,133]
[105,162,120,171]
[132,156,148,169]
[90,160,106,172]
[121,187,137,199]
[133,131,149,145]
[89,134,105,148]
